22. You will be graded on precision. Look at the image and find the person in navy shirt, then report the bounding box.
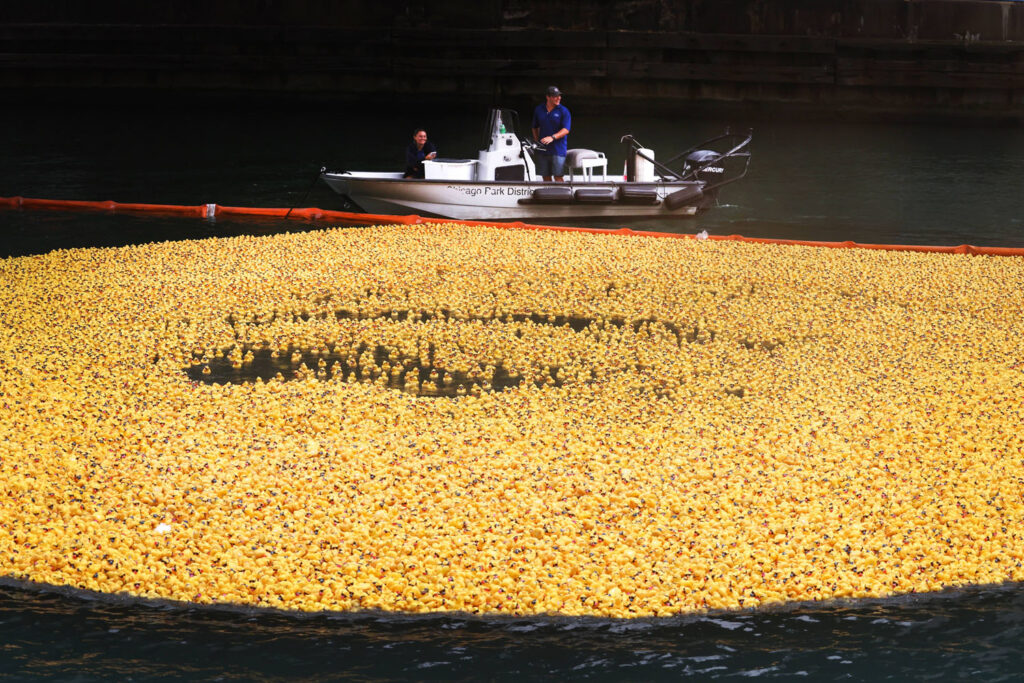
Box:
[404,128,437,179]
[531,86,571,181]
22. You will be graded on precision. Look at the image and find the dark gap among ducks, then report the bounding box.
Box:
[182,306,772,398]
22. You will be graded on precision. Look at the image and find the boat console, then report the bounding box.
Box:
[423,109,537,182]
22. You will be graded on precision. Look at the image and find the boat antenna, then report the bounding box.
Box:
[286,165,327,219]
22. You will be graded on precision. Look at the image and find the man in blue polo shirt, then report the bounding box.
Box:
[531,86,572,181]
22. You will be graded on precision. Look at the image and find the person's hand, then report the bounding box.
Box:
[427,152,437,160]
[542,136,554,145]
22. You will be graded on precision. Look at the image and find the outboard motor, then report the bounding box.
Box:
[683,150,725,183]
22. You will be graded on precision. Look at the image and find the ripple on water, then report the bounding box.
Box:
[2,582,1024,680]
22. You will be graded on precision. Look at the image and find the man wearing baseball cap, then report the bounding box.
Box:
[531,86,572,181]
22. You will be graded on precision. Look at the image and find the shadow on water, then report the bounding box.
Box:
[2,581,1024,681]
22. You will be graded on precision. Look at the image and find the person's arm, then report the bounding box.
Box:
[540,107,569,145]
[425,141,437,160]
[539,128,567,145]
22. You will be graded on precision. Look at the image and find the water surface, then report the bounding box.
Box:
[3,102,1024,254]
[3,582,1024,681]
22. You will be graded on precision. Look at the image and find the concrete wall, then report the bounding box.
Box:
[4,1,1024,119]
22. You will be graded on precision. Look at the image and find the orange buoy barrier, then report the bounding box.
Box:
[216,204,424,225]
[431,217,1024,257]
[0,196,413,225]
[3,196,209,217]
[3,194,1024,257]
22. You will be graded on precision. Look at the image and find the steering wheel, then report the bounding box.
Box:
[520,138,547,153]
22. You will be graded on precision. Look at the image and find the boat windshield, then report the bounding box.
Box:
[483,109,519,145]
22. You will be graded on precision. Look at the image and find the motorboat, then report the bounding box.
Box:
[320,109,751,221]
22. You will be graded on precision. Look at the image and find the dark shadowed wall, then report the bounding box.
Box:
[4,0,1024,120]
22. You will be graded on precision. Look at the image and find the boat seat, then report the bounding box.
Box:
[565,149,607,181]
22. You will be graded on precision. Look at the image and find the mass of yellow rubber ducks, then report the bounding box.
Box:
[1,223,1023,618]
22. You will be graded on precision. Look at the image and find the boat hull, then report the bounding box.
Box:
[321,173,703,221]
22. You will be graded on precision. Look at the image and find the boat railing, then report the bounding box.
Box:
[685,130,753,193]
[620,130,752,189]
[661,130,752,168]
[519,138,547,182]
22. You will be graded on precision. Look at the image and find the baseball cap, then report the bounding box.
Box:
[546,86,562,96]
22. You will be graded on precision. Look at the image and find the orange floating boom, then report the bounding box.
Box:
[2,195,1022,257]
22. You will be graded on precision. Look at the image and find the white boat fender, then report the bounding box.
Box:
[663,185,703,210]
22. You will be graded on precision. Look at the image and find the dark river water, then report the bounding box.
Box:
[4,101,1024,255]
[2,101,1024,680]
